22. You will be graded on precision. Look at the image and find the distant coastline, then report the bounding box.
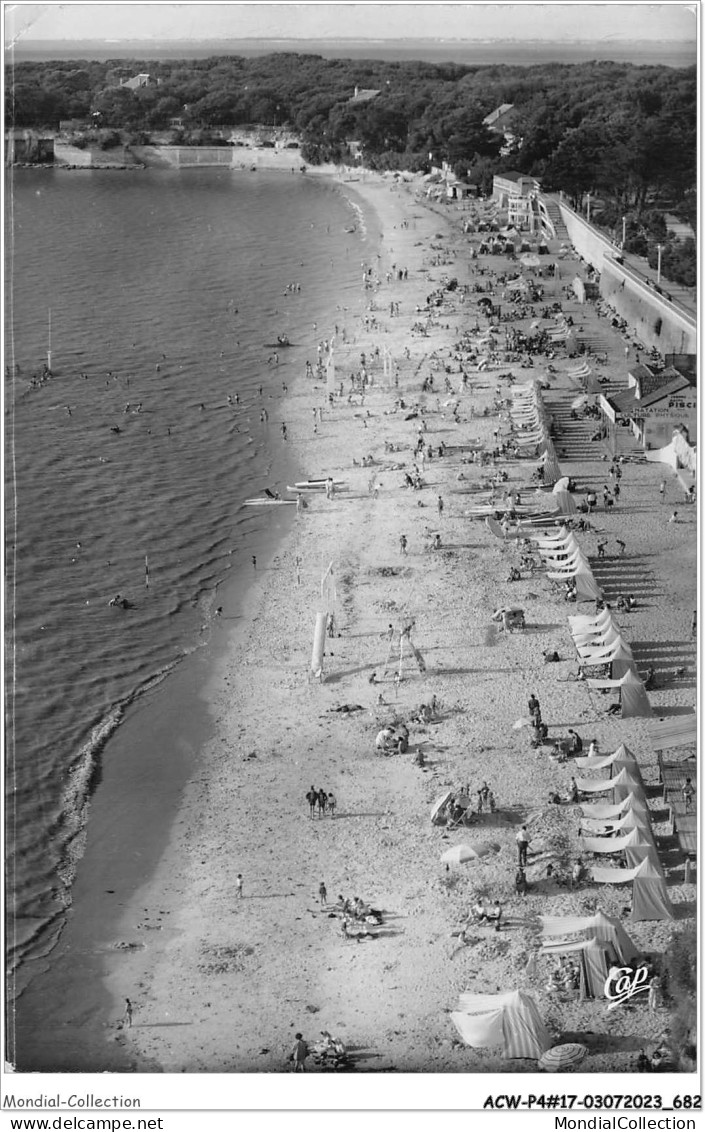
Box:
[7,38,696,68]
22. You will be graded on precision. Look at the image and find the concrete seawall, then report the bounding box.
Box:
[557,200,696,355]
[54,141,143,168]
[132,145,309,170]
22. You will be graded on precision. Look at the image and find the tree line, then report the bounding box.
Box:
[7,54,695,238]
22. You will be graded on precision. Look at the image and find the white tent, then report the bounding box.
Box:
[581,802,651,833]
[580,791,648,821]
[591,855,674,922]
[575,767,643,800]
[581,824,653,855]
[451,990,551,1059]
[587,669,652,717]
[568,608,614,632]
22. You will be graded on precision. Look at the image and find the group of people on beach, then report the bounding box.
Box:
[305,785,336,818]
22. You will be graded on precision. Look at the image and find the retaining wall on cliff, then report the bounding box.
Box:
[599,259,696,356]
[556,200,696,355]
[54,141,142,168]
[133,145,306,170]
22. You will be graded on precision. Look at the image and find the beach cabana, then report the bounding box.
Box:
[587,669,652,718]
[572,561,603,602]
[539,909,640,1000]
[540,910,638,964]
[591,856,674,922]
[541,935,618,999]
[575,767,643,801]
[451,990,551,1060]
[580,797,651,834]
[581,823,654,858]
[576,743,643,779]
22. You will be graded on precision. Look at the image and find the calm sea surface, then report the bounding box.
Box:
[4,167,374,991]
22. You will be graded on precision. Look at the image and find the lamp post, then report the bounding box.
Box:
[586,193,591,224]
[621,215,626,249]
[656,244,663,284]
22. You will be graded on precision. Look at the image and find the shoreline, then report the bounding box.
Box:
[13,169,697,1079]
[10,169,382,1071]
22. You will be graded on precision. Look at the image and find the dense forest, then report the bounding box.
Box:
[7,53,697,269]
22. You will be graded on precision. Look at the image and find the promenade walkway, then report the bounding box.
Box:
[547,194,696,322]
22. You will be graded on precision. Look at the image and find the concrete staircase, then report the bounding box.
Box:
[544,391,606,462]
[541,195,570,243]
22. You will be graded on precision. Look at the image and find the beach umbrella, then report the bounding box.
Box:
[431,790,454,824]
[538,1043,588,1072]
[521,253,541,268]
[513,716,534,730]
[441,842,500,865]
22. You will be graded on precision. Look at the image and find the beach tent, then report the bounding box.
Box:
[610,745,645,782]
[581,823,653,856]
[620,669,653,719]
[540,910,637,964]
[540,443,562,487]
[576,749,622,771]
[581,800,651,834]
[552,477,572,494]
[572,561,603,602]
[552,491,577,515]
[580,791,649,822]
[591,856,674,922]
[576,744,644,783]
[588,670,652,718]
[575,767,642,800]
[541,935,618,998]
[451,990,551,1059]
[533,525,571,546]
[580,639,634,679]
[568,607,613,632]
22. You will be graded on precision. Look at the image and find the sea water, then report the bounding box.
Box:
[4,166,375,994]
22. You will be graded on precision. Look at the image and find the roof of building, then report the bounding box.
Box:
[483,103,514,127]
[494,170,526,183]
[609,389,639,413]
[640,374,692,407]
[612,370,693,414]
[350,88,381,103]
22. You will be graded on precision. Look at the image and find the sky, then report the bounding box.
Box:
[3,2,698,46]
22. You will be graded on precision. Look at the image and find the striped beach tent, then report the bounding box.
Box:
[451,990,551,1059]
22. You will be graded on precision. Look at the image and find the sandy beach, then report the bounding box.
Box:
[31,170,696,1083]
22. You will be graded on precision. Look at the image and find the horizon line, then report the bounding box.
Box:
[7,34,695,45]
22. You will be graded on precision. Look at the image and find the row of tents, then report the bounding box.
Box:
[533,524,602,603]
[567,605,652,718]
[509,380,563,487]
[575,743,673,921]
